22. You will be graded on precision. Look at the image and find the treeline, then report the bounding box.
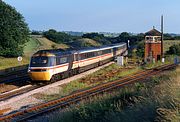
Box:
[43,29,74,43]
[164,33,180,40]
[33,30,180,44]
[40,30,145,57]
[41,30,144,46]
[41,29,180,57]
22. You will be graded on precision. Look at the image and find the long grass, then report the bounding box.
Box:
[0,56,29,70]
[45,66,180,122]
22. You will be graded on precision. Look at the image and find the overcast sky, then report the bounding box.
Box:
[4,0,180,33]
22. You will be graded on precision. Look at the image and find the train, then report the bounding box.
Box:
[28,43,127,81]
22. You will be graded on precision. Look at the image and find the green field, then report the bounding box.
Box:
[24,37,69,57]
[0,57,29,70]
[76,38,101,47]
[24,38,41,57]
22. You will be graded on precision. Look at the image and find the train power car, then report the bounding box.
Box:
[28,43,127,81]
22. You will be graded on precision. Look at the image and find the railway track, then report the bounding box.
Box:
[0,63,176,121]
[0,85,39,101]
[0,69,30,84]
[0,62,114,102]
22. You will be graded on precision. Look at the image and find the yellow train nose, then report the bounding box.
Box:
[28,71,51,81]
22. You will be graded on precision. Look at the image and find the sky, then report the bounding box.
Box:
[3,0,180,33]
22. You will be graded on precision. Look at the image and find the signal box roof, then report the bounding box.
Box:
[145,29,161,36]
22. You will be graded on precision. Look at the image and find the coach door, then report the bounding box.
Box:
[113,48,117,57]
[68,54,74,70]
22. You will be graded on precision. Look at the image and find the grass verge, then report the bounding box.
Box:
[45,65,180,122]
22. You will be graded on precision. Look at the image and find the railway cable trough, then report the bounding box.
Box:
[0,63,177,121]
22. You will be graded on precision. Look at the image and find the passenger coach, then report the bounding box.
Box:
[28,43,127,81]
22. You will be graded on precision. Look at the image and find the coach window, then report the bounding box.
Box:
[102,50,105,55]
[84,53,87,59]
[88,52,91,58]
[90,52,93,57]
[88,52,94,58]
[56,57,60,65]
[98,51,102,56]
[94,51,98,56]
[102,49,111,54]
[84,53,89,59]
[80,53,85,60]
[60,57,68,64]
[87,53,90,58]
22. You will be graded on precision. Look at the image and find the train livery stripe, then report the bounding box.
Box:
[79,53,112,63]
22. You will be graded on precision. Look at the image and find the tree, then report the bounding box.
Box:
[164,33,174,40]
[0,0,29,57]
[82,33,111,45]
[114,32,144,46]
[31,30,42,35]
[136,41,144,58]
[43,29,72,44]
[166,44,180,56]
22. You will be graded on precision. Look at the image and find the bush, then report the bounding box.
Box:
[166,44,180,56]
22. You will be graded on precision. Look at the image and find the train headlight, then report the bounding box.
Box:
[28,68,31,72]
[41,69,48,72]
[28,69,49,72]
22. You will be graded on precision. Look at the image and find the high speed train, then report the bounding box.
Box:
[28,43,127,81]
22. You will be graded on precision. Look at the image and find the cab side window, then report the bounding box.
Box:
[60,57,68,64]
[56,56,68,65]
[48,57,56,66]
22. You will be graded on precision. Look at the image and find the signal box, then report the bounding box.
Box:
[144,28,162,62]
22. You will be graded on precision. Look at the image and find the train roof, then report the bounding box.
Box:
[33,49,74,57]
[32,42,126,56]
[78,42,126,53]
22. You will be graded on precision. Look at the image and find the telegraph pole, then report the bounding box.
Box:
[161,15,164,58]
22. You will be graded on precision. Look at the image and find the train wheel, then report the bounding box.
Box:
[50,76,56,82]
[68,70,73,77]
